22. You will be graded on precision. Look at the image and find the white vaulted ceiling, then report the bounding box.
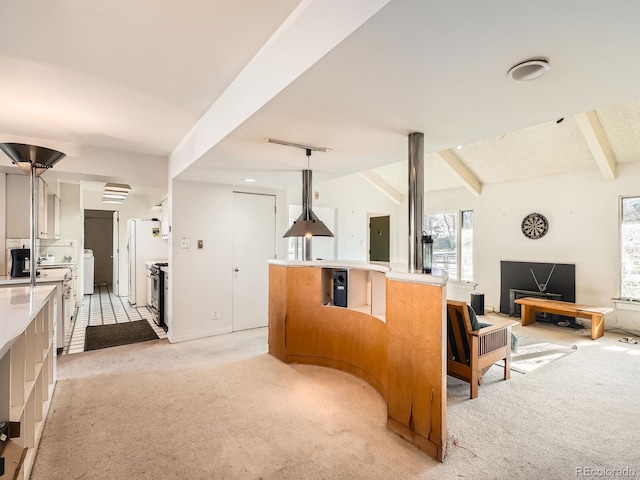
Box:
[1,0,640,195]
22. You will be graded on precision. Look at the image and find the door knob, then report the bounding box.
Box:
[234,268,239,272]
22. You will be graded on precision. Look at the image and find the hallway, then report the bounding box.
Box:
[64,284,167,355]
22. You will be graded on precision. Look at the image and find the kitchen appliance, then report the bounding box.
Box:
[84,249,94,294]
[10,248,32,277]
[148,262,168,330]
[127,219,167,306]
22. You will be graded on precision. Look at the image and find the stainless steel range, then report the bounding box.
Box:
[148,262,168,330]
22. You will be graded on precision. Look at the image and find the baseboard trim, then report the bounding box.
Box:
[167,326,233,343]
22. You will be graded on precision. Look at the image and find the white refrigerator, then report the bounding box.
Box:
[127,219,167,306]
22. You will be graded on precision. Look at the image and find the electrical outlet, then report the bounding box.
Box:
[212,309,219,320]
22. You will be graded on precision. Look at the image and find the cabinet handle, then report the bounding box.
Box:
[234,268,239,272]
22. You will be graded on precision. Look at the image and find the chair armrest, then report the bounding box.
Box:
[470,320,517,337]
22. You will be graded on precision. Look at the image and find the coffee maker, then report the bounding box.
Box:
[10,248,31,277]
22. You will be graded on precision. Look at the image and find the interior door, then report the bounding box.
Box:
[369,215,390,262]
[232,192,276,331]
[112,211,119,295]
[84,209,114,286]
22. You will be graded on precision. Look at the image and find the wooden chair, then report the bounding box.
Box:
[446,300,516,399]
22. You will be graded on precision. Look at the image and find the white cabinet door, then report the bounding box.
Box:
[160,199,170,238]
[37,178,48,239]
[5,174,30,238]
[231,192,276,331]
[47,194,61,239]
[5,174,48,239]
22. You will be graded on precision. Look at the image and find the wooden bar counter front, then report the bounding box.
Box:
[268,261,448,461]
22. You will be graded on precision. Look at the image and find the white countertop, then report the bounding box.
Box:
[0,284,57,359]
[0,267,72,286]
[267,260,448,286]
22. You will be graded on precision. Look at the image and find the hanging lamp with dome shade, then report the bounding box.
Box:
[283,151,334,239]
[267,139,333,261]
[0,143,66,286]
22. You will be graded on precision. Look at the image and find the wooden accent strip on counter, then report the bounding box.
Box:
[386,279,446,461]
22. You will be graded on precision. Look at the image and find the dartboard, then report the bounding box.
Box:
[521,213,548,239]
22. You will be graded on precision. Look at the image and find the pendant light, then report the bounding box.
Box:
[282,148,334,239]
[0,143,66,286]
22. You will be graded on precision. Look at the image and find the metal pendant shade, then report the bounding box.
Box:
[0,143,66,176]
[283,168,333,238]
[0,142,66,287]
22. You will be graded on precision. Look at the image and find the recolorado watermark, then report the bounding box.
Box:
[576,466,637,477]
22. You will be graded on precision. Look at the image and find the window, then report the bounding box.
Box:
[621,196,640,299]
[425,210,473,281]
[460,211,474,281]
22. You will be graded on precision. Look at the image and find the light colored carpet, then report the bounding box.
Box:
[31,319,640,479]
[492,332,578,374]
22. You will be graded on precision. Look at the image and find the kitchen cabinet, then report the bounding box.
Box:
[0,285,57,480]
[47,194,61,239]
[37,177,48,238]
[5,174,50,239]
[160,199,170,238]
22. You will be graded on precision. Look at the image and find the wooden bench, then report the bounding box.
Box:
[514,297,613,340]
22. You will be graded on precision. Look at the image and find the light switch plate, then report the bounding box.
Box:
[180,237,190,249]
[197,240,203,249]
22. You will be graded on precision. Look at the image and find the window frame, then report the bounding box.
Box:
[425,209,474,282]
[619,195,640,300]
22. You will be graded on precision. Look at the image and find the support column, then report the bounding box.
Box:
[30,167,38,287]
[302,170,312,261]
[408,132,424,273]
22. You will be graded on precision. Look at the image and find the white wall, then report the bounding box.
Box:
[0,173,6,275]
[423,162,640,328]
[289,173,404,262]
[169,180,288,343]
[82,190,161,296]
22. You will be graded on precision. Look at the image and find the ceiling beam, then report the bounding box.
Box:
[169,0,392,180]
[574,111,616,180]
[435,149,482,196]
[359,170,403,205]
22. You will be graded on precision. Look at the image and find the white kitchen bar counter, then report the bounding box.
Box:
[0,284,57,359]
[267,259,448,285]
[0,268,73,353]
[0,284,58,479]
[0,267,71,286]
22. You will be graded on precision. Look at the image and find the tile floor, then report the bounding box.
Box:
[63,283,167,355]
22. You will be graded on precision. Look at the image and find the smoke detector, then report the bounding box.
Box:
[507,58,550,82]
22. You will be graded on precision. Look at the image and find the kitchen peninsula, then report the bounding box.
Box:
[268,260,448,461]
[0,267,74,353]
[0,285,57,480]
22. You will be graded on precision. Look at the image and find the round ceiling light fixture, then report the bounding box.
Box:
[507,58,550,82]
